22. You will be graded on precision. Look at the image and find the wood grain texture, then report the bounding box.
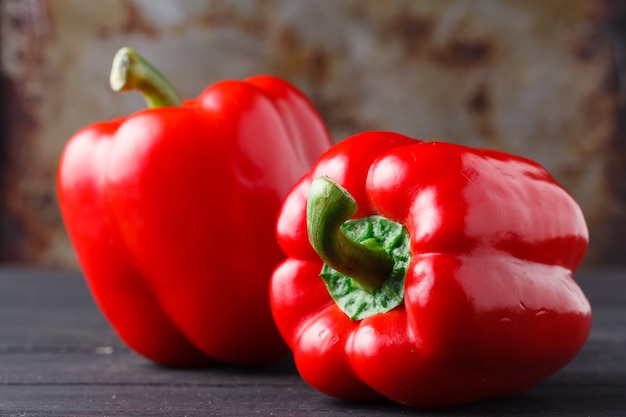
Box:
[0,267,624,416]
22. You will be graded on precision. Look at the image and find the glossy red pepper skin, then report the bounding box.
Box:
[270,131,591,408]
[58,75,332,367]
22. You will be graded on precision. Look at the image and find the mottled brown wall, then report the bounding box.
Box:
[0,0,623,267]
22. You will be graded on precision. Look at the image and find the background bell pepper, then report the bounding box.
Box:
[270,131,591,408]
[57,48,332,366]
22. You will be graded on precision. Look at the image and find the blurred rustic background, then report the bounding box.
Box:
[0,0,624,268]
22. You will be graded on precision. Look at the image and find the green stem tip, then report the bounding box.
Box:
[110,47,182,108]
[306,176,394,293]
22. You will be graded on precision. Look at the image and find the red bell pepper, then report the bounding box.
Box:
[57,47,332,366]
[270,131,591,408]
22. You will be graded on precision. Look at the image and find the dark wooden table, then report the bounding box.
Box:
[0,267,624,416]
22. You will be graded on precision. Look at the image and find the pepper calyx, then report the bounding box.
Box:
[307,176,410,320]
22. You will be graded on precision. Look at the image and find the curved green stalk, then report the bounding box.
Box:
[109,47,182,108]
[306,176,394,293]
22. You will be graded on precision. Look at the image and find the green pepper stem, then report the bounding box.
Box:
[110,47,182,108]
[307,176,394,293]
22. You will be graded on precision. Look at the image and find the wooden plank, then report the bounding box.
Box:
[0,267,124,350]
[0,384,401,417]
[0,267,625,416]
[1,365,624,417]
[0,351,301,386]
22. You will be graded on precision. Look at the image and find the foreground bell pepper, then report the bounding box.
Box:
[270,131,591,408]
[57,47,332,366]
